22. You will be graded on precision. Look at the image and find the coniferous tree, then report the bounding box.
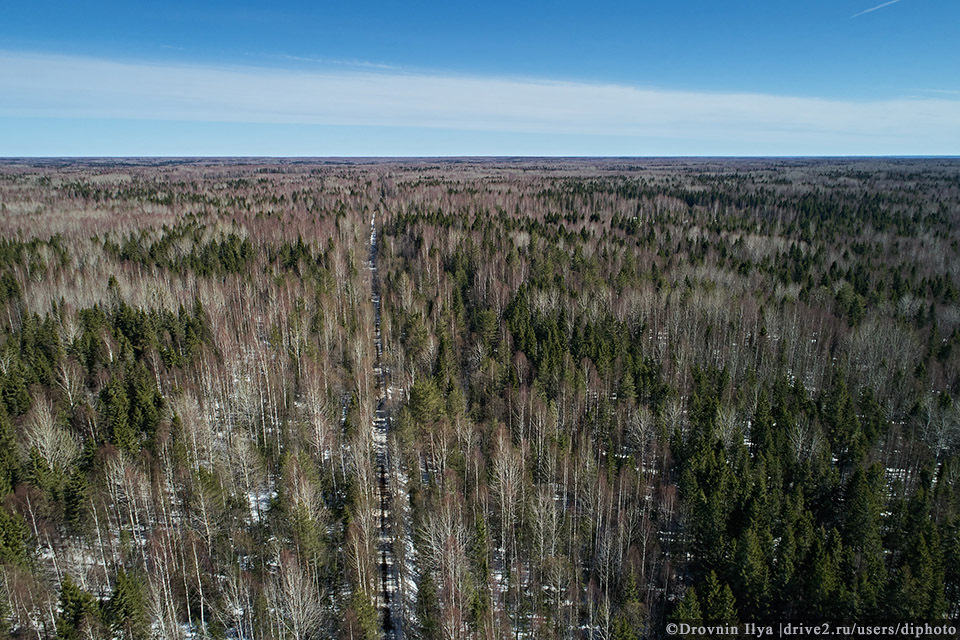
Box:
[841,465,886,616]
[702,570,738,624]
[0,408,18,495]
[417,572,442,640]
[672,586,703,624]
[101,375,136,454]
[0,504,28,565]
[107,569,149,640]
[56,575,102,640]
[735,524,771,619]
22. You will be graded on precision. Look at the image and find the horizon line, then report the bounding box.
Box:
[2,155,960,161]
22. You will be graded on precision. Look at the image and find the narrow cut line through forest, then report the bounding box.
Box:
[370,212,402,639]
[1,159,958,640]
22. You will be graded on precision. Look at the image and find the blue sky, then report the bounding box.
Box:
[1,0,958,156]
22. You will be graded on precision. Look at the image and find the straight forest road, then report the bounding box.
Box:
[369,214,402,639]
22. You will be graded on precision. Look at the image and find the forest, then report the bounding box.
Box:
[0,157,957,639]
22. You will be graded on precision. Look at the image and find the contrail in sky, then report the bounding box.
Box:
[852,0,903,18]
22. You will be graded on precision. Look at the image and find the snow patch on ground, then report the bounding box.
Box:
[248,488,276,523]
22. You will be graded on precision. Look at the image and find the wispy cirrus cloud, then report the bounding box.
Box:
[852,0,903,18]
[269,54,398,70]
[0,51,958,155]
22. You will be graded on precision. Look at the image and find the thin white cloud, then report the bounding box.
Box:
[272,54,398,70]
[241,51,400,71]
[851,0,903,18]
[0,51,958,154]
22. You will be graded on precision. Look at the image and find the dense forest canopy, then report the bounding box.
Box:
[0,157,957,639]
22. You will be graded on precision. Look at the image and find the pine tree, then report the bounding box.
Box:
[857,388,886,446]
[346,588,379,639]
[127,361,162,448]
[1,363,32,416]
[822,370,864,468]
[736,525,771,619]
[672,586,703,624]
[751,390,774,455]
[620,369,637,404]
[842,465,886,615]
[107,569,149,639]
[409,377,444,425]
[612,615,638,640]
[0,408,19,495]
[803,530,839,619]
[56,575,102,640]
[63,468,89,534]
[0,504,28,564]
[773,496,814,618]
[417,573,442,640]
[616,572,645,639]
[891,530,948,619]
[944,516,960,618]
[101,375,136,453]
[25,447,55,494]
[885,466,949,619]
[702,570,738,624]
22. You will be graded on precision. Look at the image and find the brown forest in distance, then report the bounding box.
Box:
[0,157,957,639]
